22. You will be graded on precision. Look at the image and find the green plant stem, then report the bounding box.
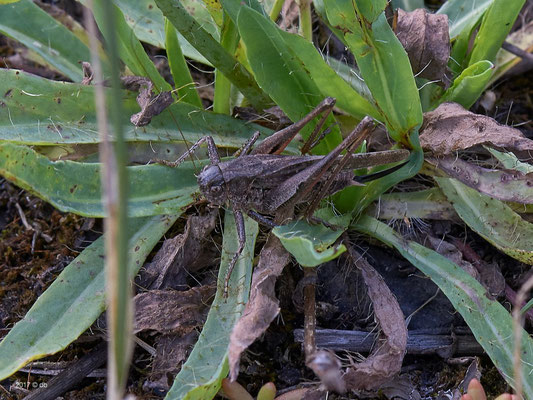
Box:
[155,0,271,111]
[297,0,312,41]
[269,0,284,21]
[214,13,239,114]
[165,17,202,107]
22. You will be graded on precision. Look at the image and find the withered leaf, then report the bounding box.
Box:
[429,156,533,204]
[138,211,217,290]
[143,332,197,393]
[394,8,450,83]
[228,235,290,381]
[421,102,533,155]
[121,76,174,126]
[134,287,214,334]
[343,247,407,391]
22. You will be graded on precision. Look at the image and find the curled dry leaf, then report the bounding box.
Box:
[133,286,214,334]
[121,76,174,126]
[394,8,450,83]
[343,246,407,391]
[228,235,290,381]
[420,102,533,155]
[430,156,533,204]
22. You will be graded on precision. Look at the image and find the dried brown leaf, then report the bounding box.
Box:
[121,76,174,126]
[394,8,450,82]
[430,156,533,204]
[138,212,217,290]
[143,332,197,392]
[343,247,407,391]
[421,103,533,155]
[228,235,290,381]
[133,286,214,334]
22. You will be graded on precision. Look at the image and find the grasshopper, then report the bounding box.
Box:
[162,98,409,295]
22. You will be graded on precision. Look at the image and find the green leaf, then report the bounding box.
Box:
[324,3,422,145]
[82,0,170,91]
[164,17,203,107]
[390,0,425,12]
[155,0,271,111]
[437,177,533,265]
[437,0,493,40]
[165,212,258,400]
[0,0,92,81]
[487,147,533,174]
[0,215,179,380]
[353,215,533,398]
[469,0,526,66]
[113,0,213,65]
[437,60,493,109]
[0,69,273,148]
[236,6,341,153]
[279,31,380,121]
[272,210,350,267]
[0,143,202,217]
[354,0,388,23]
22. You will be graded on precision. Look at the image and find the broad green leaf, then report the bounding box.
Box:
[491,20,533,85]
[113,0,212,65]
[353,215,533,397]
[469,0,526,66]
[0,0,91,81]
[0,69,273,148]
[164,17,203,107]
[437,177,533,264]
[0,143,201,217]
[166,212,258,400]
[279,31,380,121]
[272,210,351,267]
[354,0,388,23]
[437,0,493,40]
[487,147,533,174]
[437,60,493,109]
[323,56,374,103]
[81,0,170,91]
[0,215,179,380]
[155,0,271,111]
[0,0,21,3]
[236,6,341,153]
[324,3,422,145]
